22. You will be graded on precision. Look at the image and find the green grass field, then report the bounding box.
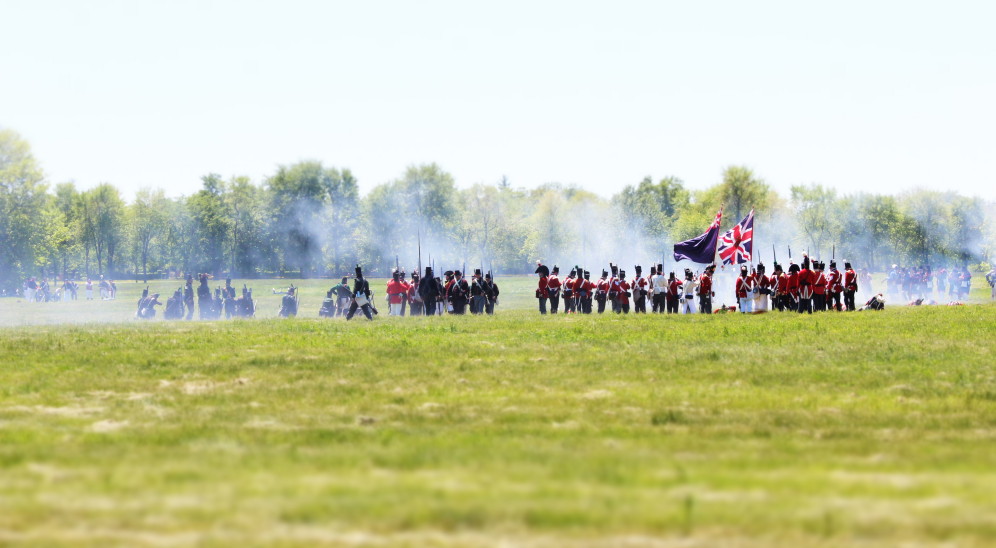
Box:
[1,276,995,546]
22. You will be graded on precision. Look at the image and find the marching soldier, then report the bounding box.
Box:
[535,262,550,315]
[547,266,562,314]
[419,267,441,316]
[813,261,828,312]
[346,265,375,320]
[562,268,576,314]
[827,261,843,311]
[164,287,185,320]
[665,271,681,314]
[681,269,698,314]
[579,270,593,314]
[386,269,411,316]
[772,263,786,311]
[470,269,487,315]
[786,261,800,312]
[736,265,753,313]
[755,263,771,312]
[483,271,500,314]
[843,262,858,311]
[184,275,195,320]
[409,272,424,316]
[331,276,352,316]
[608,264,620,313]
[651,264,667,314]
[632,265,648,313]
[450,270,470,314]
[595,269,610,314]
[698,265,715,314]
[614,269,631,314]
[798,256,813,314]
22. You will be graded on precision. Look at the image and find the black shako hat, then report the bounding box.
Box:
[425,266,434,278]
[601,269,608,278]
[474,268,482,277]
[844,261,852,269]
[355,265,363,278]
[551,265,560,275]
[583,270,590,280]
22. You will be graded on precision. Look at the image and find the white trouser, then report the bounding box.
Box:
[755,294,768,311]
[739,297,751,313]
[25,288,35,302]
[681,296,697,314]
[390,303,402,316]
[86,289,93,299]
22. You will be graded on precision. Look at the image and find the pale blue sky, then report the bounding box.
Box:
[3,0,994,201]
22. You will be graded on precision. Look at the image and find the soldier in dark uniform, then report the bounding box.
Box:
[238,284,256,318]
[449,270,470,314]
[136,292,162,319]
[331,276,351,316]
[346,265,375,320]
[418,267,439,316]
[183,274,195,320]
[223,278,237,319]
[279,286,298,317]
[469,269,487,314]
[165,287,185,319]
[319,288,337,317]
[197,273,215,320]
[484,271,500,314]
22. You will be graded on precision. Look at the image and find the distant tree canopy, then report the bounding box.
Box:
[1,127,993,288]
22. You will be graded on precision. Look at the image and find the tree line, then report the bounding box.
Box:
[2,127,993,289]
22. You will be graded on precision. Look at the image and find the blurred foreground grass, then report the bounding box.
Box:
[1,299,995,546]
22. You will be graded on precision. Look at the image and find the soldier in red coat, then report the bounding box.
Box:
[736,265,753,313]
[632,265,648,313]
[813,261,828,312]
[386,270,411,316]
[595,269,610,314]
[797,256,813,314]
[843,261,858,311]
[827,261,843,311]
[666,271,682,314]
[755,262,771,311]
[547,265,562,314]
[535,262,550,315]
[785,262,799,312]
[698,264,715,314]
[608,263,621,313]
[614,269,631,314]
[562,268,577,314]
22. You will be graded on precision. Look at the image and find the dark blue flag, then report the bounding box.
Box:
[673,209,723,264]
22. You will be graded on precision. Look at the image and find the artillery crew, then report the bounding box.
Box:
[345,265,375,320]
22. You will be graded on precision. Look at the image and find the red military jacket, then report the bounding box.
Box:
[632,276,648,296]
[595,278,610,295]
[813,271,828,295]
[827,269,843,293]
[386,279,411,304]
[667,279,682,297]
[537,275,548,293]
[574,277,588,294]
[771,273,783,295]
[547,275,562,292]
[699,273,713,294]
[757,273,771,292]
[735,275,753,299]
[614,279,631,302]
[844,269,858,291]
[786,271,799,295]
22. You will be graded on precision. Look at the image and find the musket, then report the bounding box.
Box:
[417,228,423,276]
[832,245,836,262]
[773,245,777,266]
[788,245,792,259]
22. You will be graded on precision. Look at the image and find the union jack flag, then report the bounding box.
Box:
[718,209,754,265]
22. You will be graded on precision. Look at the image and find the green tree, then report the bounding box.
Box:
[717,166,771,222]
[80,184,125,277]
[130,188,170,282]
[0,128,48,287]
[790,184,840,258]
[266,162,334,277]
